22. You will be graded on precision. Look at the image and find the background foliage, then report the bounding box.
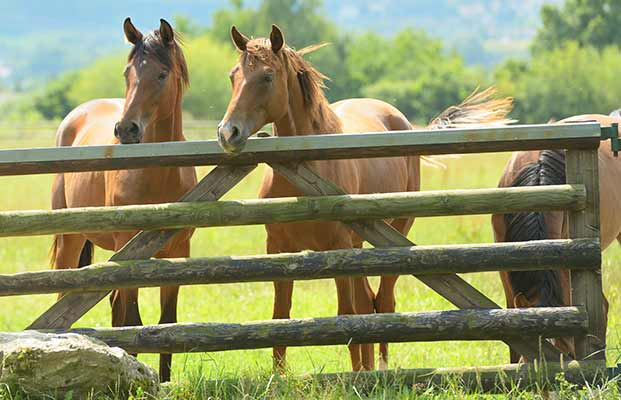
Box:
[1,0,619,125]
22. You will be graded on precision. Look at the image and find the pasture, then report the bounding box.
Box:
[1,132,620,399]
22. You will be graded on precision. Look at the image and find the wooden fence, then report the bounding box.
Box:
[0,122,613,390]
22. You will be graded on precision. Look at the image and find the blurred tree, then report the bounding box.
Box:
[32,72,79,120]
[9,0,490,124]
[496,42,621,123]
[67,54,125,107]
[350,29,485,123]
[533,0,621,53]
[173,15,205,39]
[183,35,238,120]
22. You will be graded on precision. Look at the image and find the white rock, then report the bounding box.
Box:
[0,331,159,398]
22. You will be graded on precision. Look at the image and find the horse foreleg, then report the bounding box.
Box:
[158,285,179,382]
[110,234,144,361]
[352,276,376,370]
[155,238,189,382]
[374,275,398,370]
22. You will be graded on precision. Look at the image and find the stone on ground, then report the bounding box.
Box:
[0,331,159,398]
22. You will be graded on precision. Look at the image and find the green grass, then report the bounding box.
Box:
[0,135,620,399]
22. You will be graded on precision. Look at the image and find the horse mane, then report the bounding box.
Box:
[504,149,566,307]
[128,30,190,91]
[241,39,340,133]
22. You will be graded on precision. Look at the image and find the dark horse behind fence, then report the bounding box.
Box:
[492,113,621,362]
[50,18,196,382]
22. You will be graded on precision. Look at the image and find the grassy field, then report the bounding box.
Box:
[1,134,620,399]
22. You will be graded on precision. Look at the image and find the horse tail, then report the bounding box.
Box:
[427,86,515,130]
[504,150,566,307]
[78,240,94,268]
[49,235,60,268]
[49,237,93,269]
[419,87,514,169]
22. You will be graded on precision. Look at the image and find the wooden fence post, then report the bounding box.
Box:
[565,148,606,360]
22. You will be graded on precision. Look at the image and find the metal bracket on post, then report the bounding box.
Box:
[601,123,619,157]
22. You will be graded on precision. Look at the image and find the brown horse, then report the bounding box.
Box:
[492,113,620,362]
[50,18,196,381]
[217,25,513,371]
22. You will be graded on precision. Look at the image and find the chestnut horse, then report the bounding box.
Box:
[217,25,513,371]
[492,113,620,362]
[50,18,196,381]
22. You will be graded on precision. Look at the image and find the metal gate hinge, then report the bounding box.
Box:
[601,123,620,157]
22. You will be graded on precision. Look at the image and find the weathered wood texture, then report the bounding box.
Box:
[58,307,587,354]
[0,123,600,176]
[0,185,585,237]
[566,149,606,360]
[27,165,256,330]
[271,162,564,360]
[0,239,599,296]
[308,361,607,393]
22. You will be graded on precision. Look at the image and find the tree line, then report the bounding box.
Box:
[2,0,619,125]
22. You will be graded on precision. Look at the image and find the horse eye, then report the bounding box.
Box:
[264,74,274,83]
[158,71,169,81]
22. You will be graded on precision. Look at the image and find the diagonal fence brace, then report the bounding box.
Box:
[269,161,564,361]
[28,164,257,330]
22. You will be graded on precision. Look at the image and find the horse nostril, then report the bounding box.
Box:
[114,123,121,138]
[230,126,240,141]
[129,122,140,135]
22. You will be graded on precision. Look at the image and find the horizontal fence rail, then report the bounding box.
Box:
[0,185,585,237]
[0,123,601,176]
[54,307,587,354]
[309,361,607,393]
[0,239,599,296]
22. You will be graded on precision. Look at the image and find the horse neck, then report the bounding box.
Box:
[144,86,185,143]
[273,68,341,137]
[136,86,185,185]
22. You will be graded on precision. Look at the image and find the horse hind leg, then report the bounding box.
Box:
[374,275,398,369]
[373,217,411,369]
[267,238,296,372]
[334,276,365,371]
[272,279,294,371]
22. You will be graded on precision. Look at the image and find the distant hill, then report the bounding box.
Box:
[0,0,562,88]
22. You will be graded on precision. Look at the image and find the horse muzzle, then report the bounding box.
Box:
[114,120,144,144]
[217,121,249,153]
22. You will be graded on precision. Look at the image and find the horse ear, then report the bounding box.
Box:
[159,19,175,45]
[270,24,285,53]
[231,26,249,52]
[124,17,143,45]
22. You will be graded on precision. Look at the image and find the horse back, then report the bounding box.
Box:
[56,99,124,147]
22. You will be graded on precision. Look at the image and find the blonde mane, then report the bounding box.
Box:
[241,39,341,133]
